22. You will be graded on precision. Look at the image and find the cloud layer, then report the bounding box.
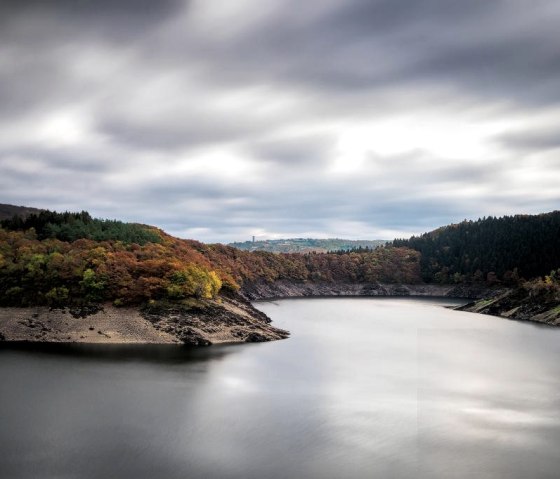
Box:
[1,0,560,242]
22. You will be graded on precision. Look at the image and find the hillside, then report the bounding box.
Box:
[229,238,386,253]
[0,203,43,221]
[0,209,298,345]
[0,216,421,308]
[392,211,560,284]
[0,209,421,344]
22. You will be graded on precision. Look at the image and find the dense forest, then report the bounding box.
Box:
[1,210,161,245]
[0,210,420,307]
[392,212,560,284]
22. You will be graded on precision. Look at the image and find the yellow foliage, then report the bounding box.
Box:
[167,265,222,299]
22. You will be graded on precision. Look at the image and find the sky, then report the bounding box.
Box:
[1,0,560,243]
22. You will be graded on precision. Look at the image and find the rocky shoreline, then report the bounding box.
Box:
[0,293,289,346]
[140,293,289,346]
[457,288,560,326]
[240,280,499,301]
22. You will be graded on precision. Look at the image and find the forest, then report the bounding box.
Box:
[0,210,420,307]
[1,210,162,245]
[391,211,560,284]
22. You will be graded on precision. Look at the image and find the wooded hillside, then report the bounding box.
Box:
[392,211,560,283]
[0,210,421,307]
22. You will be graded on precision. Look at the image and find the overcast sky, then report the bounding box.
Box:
[1,0,559,242]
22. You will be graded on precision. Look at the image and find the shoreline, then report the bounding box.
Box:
[3,280,557,346]
[456,289,560,326]
[0,294,289,346]
[246,281,560,327]
[239,280,501,301]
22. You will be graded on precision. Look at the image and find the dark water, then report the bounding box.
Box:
[2,297,560,479]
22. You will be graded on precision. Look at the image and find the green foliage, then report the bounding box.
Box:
[392,211,560,283]
[166,284,185,300]
[45,286,69,306]
[5,286,24,302]
[80,268,106,302]
[1,209,161,245]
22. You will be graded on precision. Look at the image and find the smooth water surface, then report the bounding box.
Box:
[2,297,560,478]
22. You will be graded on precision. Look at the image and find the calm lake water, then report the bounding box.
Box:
[2,297,560,479]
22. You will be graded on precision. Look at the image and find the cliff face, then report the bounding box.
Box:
[457,288,560,326]
[240,280,498,301]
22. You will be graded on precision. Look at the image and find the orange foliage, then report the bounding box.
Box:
[0,227,422,307]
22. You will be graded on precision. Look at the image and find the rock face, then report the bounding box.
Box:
[457,288,560,326]
[241,280,497,301]
[0,293,289,346]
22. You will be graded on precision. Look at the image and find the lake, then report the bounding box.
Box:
[1,297,560,478]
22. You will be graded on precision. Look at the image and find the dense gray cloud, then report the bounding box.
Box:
[247,134,336,167]
[1,0,559,242]
[497,128,560,153]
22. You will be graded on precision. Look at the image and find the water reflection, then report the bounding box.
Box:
[1,297,560,479]
[0,341,240,364]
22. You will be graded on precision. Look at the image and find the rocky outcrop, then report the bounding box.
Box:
[457,288,560,326]
[140,293,289,346]
[240,280,498,301]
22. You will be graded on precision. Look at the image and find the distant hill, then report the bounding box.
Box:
[229,238,387,253]
[0,203,43,221]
